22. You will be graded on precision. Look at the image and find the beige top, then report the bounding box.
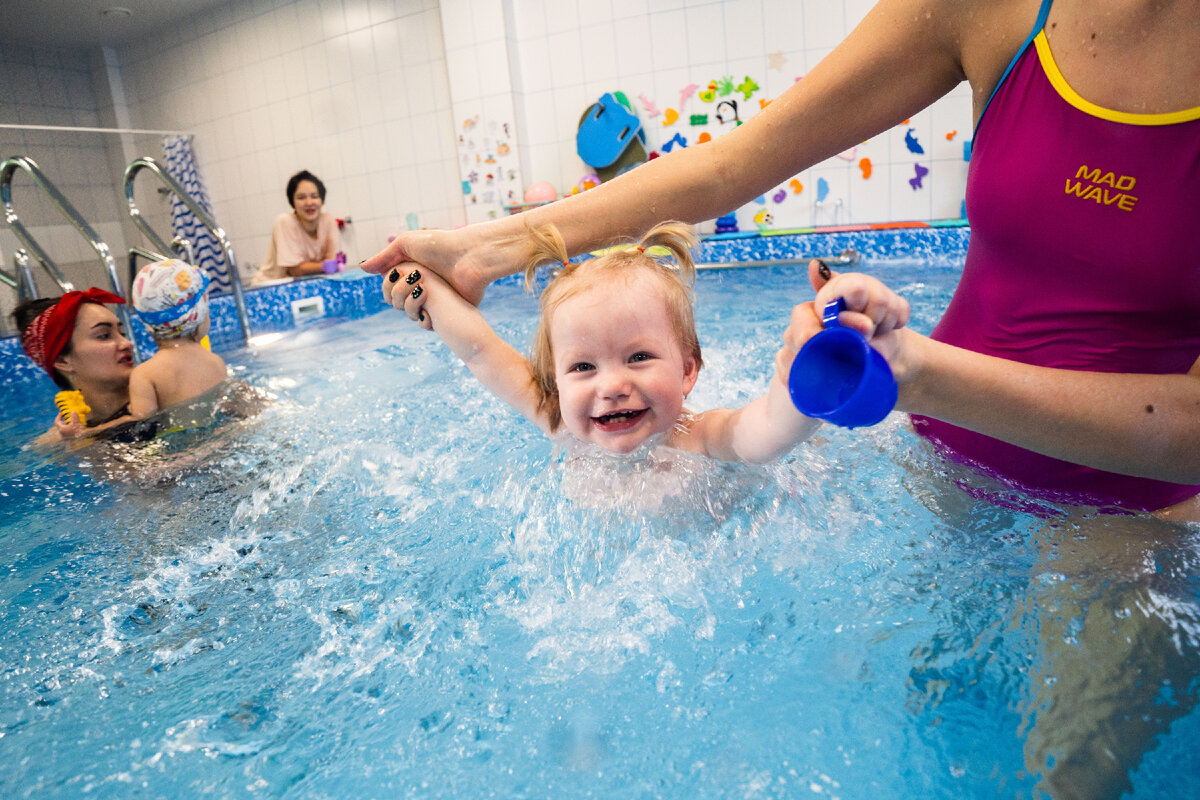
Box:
[253,211,340,284]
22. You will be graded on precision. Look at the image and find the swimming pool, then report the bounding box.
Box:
[2,232,1198,798]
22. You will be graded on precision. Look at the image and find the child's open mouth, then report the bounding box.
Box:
[592,408,647,431]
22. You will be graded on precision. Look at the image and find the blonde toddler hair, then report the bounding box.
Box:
[521,221,703,432]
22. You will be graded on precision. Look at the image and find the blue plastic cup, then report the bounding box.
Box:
[788,298,897,428]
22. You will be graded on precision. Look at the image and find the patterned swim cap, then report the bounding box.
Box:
[132,259,211,339]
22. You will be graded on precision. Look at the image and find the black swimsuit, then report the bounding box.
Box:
[88,404,158,443]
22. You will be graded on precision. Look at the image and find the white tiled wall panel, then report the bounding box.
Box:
[2,0,973,315]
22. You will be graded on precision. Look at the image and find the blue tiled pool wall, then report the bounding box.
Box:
[1,225,969,401]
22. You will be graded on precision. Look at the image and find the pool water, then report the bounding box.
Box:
[2,257,1199,798]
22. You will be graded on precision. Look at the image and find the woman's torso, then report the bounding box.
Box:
[255,212,338,282]
[917,0,1200,510]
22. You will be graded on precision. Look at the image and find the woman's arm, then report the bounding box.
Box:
[780,263,1200,484]
[362,0,1014,307]
[897,334,1200,484]
[393,269,550,434]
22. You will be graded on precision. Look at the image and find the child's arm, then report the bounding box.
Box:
[395,269,551,434]
[683,271,910,463]
[685,372,821,463]
[128,363,161,418]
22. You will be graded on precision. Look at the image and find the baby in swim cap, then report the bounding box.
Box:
[129,259,228,417]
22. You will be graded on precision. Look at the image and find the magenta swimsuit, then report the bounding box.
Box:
[913,0,1200,510]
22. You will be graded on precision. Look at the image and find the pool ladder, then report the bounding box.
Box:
[0,155,142,358]
[123,156,252,346]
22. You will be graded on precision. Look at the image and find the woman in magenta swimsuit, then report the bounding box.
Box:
[362,1,1200,795]
[366,0,1200,521]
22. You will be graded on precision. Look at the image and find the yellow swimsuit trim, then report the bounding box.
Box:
[1035,32,1200,125]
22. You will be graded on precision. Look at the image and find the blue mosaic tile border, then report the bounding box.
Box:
[2,225,968,401]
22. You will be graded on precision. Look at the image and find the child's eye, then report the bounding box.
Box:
[629,352,652,363]
[569,362,594,373]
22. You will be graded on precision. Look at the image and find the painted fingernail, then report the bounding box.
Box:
[406,269,421,285]
[816,259,831,280]
[418,311,426,323]
[411,286,423,299]
[388,268,400,282]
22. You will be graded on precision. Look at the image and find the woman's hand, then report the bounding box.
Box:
[383,264,478,336]
[775,260,913,387]
[364,229,491,307]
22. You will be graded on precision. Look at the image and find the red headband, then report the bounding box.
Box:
[20,288,126,378]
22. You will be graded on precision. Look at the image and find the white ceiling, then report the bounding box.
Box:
[1,0,234,48]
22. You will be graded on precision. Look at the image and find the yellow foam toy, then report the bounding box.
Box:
[54,390,90,425]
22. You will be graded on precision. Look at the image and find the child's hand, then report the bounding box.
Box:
[382,266,433,330]
[53,411,88,440]
[775,260,912,386]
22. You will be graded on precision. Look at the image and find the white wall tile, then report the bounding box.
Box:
[471,0,506,42]
[801,0,846,50]
[371,20,403,75]
[580,24,619,85]
[684,4,727,66]
[544,0,580,36]
[320,0,348,38]
[438,0,473,40]
[546,30,586,88]
[649,10,688,71]
[344,0,373,32]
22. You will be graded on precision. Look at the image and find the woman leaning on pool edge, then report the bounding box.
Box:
[252,169,342,284]
[363,0,1200,520]
[13,289,135,446]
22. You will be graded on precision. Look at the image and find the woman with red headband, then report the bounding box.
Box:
[14,288,135,445]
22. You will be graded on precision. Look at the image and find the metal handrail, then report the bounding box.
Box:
[0,248,39,301]
[1,155,140,358]
[123,156,251,345]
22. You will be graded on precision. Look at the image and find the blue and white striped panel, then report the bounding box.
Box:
[162,135,233,295]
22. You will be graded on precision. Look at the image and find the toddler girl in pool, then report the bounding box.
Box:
[130,258,229,418]
[388,222,908,464]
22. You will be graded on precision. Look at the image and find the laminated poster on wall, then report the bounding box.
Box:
[456,115,522,224]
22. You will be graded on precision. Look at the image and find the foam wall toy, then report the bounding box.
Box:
[524,182,557,203]
[577,92,648,181]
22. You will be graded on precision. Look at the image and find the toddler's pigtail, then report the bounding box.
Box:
[635,222,699,285]
[521,223,570,292]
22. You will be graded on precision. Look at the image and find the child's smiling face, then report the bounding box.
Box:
[549,273,698,453]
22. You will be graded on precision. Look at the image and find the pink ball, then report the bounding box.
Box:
[523,182,557,203]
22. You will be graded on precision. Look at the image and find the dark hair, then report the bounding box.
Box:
[12,297,73,389]
[286,170,326,208]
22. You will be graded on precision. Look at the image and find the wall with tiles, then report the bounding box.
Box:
[492,0,973,233]
[3,0,974,331]
[0,43,144,334]
[439,0,524,224]
[112,0,463,282]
